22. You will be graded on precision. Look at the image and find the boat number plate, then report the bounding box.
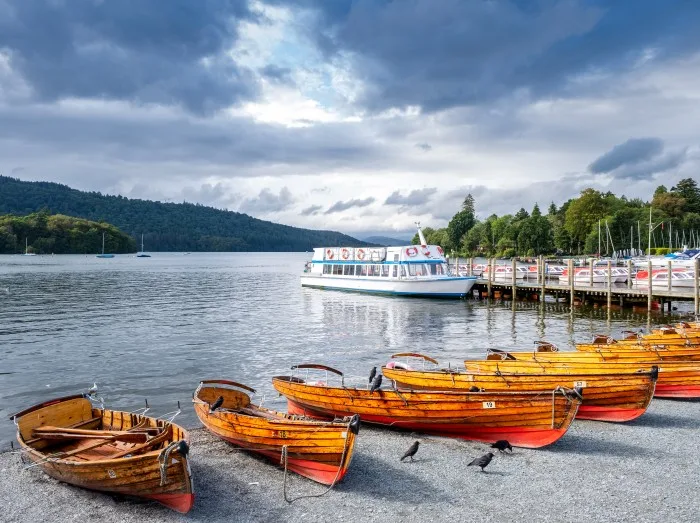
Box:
[277,430,288,439]
[482,401,496,409]
[108,469,117,479]
[573,381,587,388]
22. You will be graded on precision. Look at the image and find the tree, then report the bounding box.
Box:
[547,203,557,216]
[652,192,686,219]
[671,178,700,213]
[447,194,476,249]
[564,189,608,253]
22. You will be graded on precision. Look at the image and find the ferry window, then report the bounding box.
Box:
[343,264,354,276]
[393,265,398,277]
[403,266,409,277]
[429,264,437,276]
[358,265,367,276]
[408,264,417,276]
[333,265,343,275]
[393,254,399,262]
[323,264,331,274]
[375,265,381,276]
[382,265,390,277]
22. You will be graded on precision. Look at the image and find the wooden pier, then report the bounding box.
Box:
[462,256,700,314]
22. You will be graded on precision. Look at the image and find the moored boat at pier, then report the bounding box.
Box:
[193,379,358,485]
[300,225,476,298]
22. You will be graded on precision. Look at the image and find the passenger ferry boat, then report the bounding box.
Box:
[301,227,476,298]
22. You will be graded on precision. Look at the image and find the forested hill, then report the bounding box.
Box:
[0,176,365,252]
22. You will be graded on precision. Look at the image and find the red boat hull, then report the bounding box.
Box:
[654,384,700,398]
[146,493,195,514]
[576,405,646,422]
[287,400,568,449]
[218,434,349,485]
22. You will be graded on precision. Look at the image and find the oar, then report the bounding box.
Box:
[33,432,149,443]
[34,426,150,438]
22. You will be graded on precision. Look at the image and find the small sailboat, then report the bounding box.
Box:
[136,234,151,258]
[96,232,115,259]
[23,237,37,256]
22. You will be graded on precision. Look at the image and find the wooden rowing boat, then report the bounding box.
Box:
[536,340,700,360]
[381,353,657,422]
[470,350,700,398]
[193,379,358,485]
[576,329,700,350]
[10,394,193,513]
[272,364,581,449]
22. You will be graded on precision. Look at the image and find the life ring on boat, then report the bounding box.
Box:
[437,246,444,255]
[385,361,413,370]
[421,246,431,256]
[326,249,334,260]
[341,248,350,260]
[357,248,366,260]
[405,246,418,257]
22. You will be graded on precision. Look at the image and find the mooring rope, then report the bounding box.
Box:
[158,440,181,486]
[281,429,351,503]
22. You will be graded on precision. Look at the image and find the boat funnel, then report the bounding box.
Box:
[416,222,427,246]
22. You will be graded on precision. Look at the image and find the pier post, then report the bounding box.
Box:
[511,258,517,299]
[647,260,653,312]
[589,258,594,287]
[667,260,672,293]
[487,258,492,298]
[627,259,633,289]
[540,256,546,301]
[568,259,574,308]
[607,260,612,309]
[695,259,699,315]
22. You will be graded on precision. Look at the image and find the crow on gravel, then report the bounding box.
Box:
[369,366,377,384]
[369,374,383,394]
[209,396,224,414]
[400,441,420,462]
[468,452,494,472]
[491,440,513,453]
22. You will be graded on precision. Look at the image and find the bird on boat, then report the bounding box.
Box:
[209,396,224,413]
[400,441,420,462]
[177,440,190,457]
[469,386,482,392]
[491,440,512,453]
[87,382,98,395]
[468,452,494,472]
[368,366,377,384]
[369,374,383,394]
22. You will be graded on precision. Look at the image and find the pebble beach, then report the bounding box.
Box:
[1,398,699,523]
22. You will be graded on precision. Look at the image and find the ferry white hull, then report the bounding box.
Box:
[300,274,477,298]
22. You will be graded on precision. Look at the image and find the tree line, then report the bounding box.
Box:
[0,176,368,252]
[0,212,136,254]
[414,178,700,257]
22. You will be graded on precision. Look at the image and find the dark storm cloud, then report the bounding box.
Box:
[588,138,664,174]
[300,204,323,216]
[239,187,294,213]
[609,149,688,181]
[384,188,437,206]
[325,197,375,214]
[273,1,700,113]
[0,0,258,114]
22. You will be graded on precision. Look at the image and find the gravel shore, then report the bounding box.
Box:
[2,398,699,523]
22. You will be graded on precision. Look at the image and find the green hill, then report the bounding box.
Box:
[0,212,135,254]
[0,176,367,252]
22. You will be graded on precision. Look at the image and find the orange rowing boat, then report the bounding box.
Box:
[193,379,358,485]
[272,364,581,449]
[10,393,193,513]
[471,350,700,399]
[381,353,657,422]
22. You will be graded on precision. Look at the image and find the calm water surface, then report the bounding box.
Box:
[0,252,686,446]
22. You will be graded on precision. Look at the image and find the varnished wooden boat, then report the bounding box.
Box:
[10,394,194,513]
[537,340,700,360]
[193,379,358,485]
[576,328,700,350]
[381,353,657,422]
[272,364,582,449]
[469,351,700,399]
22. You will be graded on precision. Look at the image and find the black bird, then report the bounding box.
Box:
[469,386,481,392]
[209,395,224,414]
[468,452,494,472]
[491,440,513,453]
[177,440,190,457]
[400,441,420,462]
[369,374,383,394]
[369,366,377,384]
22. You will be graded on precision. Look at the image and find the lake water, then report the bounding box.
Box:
[0,252,685,447]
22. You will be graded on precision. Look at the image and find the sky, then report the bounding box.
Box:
[1,1,699,240]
